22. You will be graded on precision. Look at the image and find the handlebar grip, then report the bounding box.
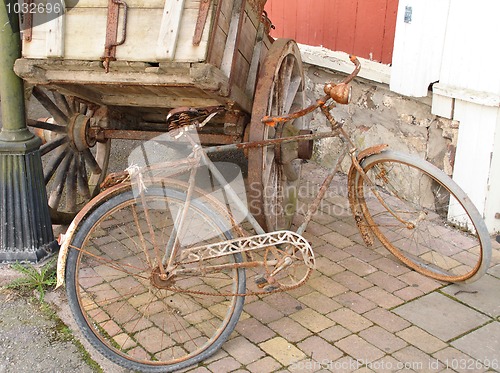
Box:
[323,55,360,104]
[324,83,351,105]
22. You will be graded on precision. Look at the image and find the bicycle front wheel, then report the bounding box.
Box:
[65,187,246,372]
[356,150,491,283]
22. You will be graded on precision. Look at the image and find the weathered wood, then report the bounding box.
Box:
[221,0,244,78]
[156,0,186,60]
[207,0,233,68]
[20,0,265,114]
[45,6,65,57]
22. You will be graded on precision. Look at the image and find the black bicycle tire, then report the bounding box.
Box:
[357,150,491,283]
[65,187,246,372]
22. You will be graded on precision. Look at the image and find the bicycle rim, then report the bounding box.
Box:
[357,150,491,282]
[65,187,246,372]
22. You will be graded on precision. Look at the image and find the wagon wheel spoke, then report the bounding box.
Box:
[66,156,79,212]
[44,145,69,184]
[76,155,91,200]
[248,39,308,231]
[48,152,74,209]
[27,86,111,224]
[27,119,67,134]
[52,92,72,116]
[32,86,69,126]
[40,135,69,156]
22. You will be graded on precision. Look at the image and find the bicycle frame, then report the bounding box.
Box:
[55,55,384,291]
[120,116,376,294]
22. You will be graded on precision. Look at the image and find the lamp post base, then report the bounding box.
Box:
[0,136,57,262]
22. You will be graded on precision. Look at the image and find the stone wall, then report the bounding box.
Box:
[304,64,459,176]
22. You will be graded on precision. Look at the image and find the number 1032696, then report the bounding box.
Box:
[7,2,63,15]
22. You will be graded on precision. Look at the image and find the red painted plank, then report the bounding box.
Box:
[295,0,312,44]
[381,0,398,64]
[322,0,340,52]
[334,0,358,55]
[265,0,398,64]
[283,0,298,40]
[267,0,285,39]
[353,0,387,61]
[308,0,325,46]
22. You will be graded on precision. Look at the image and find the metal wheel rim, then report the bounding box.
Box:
[247,39,307,232]
[357,156,485,282]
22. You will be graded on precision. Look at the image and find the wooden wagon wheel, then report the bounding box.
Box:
[247,39,309,232]
[28,86,111,224]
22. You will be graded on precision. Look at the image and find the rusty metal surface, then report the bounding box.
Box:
[22,0,33,42]
[346,144,389,247]
[193,0,211,45]
[247,0,267,15]
[56,180,135,288]
[103,0,128,72]
[247,38,306,231]
[324,82,351,104]
[347,161,374,247]
[261,95,327,127]
[261,56,361,128]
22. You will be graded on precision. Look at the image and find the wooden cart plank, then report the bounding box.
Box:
[156,0,186,60]
[20,0,265,114]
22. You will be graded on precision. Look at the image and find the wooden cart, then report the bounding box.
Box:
[15,0,308,230]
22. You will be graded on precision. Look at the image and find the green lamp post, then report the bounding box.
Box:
[0,0,56,261]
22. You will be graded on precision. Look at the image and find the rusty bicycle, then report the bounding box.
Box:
[55,56,491,372]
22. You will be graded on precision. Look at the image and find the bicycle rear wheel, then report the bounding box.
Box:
[65,187,246,372]
[355,150,491,283]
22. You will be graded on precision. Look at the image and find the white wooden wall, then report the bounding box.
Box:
[391,0,500,233]
[389,0,450,97]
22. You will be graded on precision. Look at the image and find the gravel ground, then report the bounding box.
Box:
[0,269,101,373]
[0,94,127,372]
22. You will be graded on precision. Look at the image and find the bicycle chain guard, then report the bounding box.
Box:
[170,230,315,296]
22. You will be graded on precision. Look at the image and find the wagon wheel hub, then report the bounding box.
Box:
[275,124,314,182]
[68,113,97,151]
[276,123,313,166]
[27,87,112,224]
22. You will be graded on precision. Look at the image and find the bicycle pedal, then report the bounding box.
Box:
[254,275,268,285]
[263,284,280,292]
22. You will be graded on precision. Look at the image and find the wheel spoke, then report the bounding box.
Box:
[32,86,69,126]
[48,152,74,209]
[52,92,72,117]
[76,155,91,200]
[284,76,302,114]
[66,96,78,114]
[82,149,102,174]
[280,56,294,111]
[79,103,88,115]
[27,119,67,134]
[40,136,69,156]
[44,145,69,184]
[66,156,78,212]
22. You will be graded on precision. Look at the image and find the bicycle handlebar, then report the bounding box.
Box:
[324,55,360,104]
[262,55,361,126]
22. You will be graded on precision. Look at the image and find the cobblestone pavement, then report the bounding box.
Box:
[175,164,500,373]
[1,163,499,373]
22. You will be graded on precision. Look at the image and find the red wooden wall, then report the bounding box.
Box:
[264,0,398,64]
